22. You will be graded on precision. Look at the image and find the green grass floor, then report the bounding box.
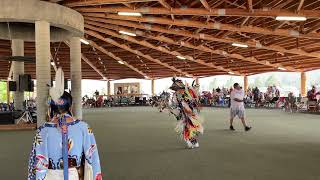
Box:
[0,107,319,180]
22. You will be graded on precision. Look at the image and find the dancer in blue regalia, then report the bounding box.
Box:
[28,68,102,180]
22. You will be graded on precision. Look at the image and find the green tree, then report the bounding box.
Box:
[0,81,7,102]
[208,78,218,90]
[265,75,279,86]
[309,75,320,87]
[225,77,234,88]
[254,77,263,87]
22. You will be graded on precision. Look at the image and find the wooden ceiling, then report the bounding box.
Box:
[2,0,320,80]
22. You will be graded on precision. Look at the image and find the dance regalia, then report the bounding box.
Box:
[169,78,204,148]
[158,91,170,112]
[27,68,102,180]
[27,116,102,180]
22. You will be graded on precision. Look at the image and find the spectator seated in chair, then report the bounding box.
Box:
[285,92,297,112]
[307,86,320,112]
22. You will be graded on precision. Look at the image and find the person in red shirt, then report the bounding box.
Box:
[307,86,319,101]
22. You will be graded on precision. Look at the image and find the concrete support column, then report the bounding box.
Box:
[195,78,199,85]
[301,72,307,97]
[151,79,155,96]
[70,37,82,119]
[35,21,51,126]
[12,39,24,111]
[244,76,248,93]
[107,80,111,96]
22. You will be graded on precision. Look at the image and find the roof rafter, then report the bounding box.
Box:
[200,0,211,11]
[65,0,157,7]
[84,16,320,60]
[84,13,320,39]
[297,0,304,12]
[85,30,194,77]
[247,0,253,12]
[85,20,297,72]
[158,0,171,9]
[87,40,150,78]
[85,23,243,75]
[76,7,320,18]
[64,41,107,80]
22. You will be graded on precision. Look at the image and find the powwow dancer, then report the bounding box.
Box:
[28,68,102,180]
[158,91,170,112]
[169,78,204,149]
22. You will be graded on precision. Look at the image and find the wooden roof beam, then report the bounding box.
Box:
[305,22,320,34]
[76,7,320,18]
[247,0,253,12]
[64,41,107,80]
[85,30,194,78]
[158,0,171,9]
[87,40,149,78]
[85,20,296,72]
[65,0,158,7]
[297,0,304,12]
[80,54,108,80]
[84,16,320,60]
[200,0,211,11]
[123,3,134,8]
[85,13,320,39]
[85,23,243,75]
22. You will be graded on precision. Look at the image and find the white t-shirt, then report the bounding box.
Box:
[230,89,245,109]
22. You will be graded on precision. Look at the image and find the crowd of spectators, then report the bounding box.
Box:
[82,90,149,108]
[82,86,320,113]
[200,85,282,108]
[199,84,320,113]
[200,87,232,106]
[0,102,14,112]
[245,85,281,107]
[0,99,36,112]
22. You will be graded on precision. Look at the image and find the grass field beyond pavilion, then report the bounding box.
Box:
[0,107,319,180]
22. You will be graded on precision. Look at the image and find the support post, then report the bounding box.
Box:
[151,79,155,96]
[12,39,25,111]
[70,37,82,119]
[244,75,248,93]
[107,80,111,96]
[301,72,307,97]
[195,77,199,85]
[35,21,51,126]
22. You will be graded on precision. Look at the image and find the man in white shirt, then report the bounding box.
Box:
[229,83,252,131]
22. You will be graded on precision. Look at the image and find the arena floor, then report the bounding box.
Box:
[0,107,319,180]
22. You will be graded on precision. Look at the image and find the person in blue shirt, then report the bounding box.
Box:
[28,91,102,180]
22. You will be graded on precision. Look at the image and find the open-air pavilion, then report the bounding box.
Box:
[0,0,320,180]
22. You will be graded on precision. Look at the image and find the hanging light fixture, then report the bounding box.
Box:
[118,12,142,16]
[176,55,186,60]
[276,16,306,21]
[80,38,89,45]
[232,43,248,48]
[278,67,287,71]
[119,30,136,36]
